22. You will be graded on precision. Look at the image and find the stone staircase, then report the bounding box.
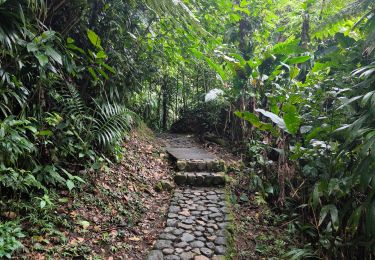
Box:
[147,135,231,260]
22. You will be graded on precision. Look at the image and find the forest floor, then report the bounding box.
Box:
[16,127,297,259]
[18,126,174,259]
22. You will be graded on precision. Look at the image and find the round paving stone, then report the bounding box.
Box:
[190,241,205,248]
[197,237,206,242]
[192,248,201,254]
[214,237,226,245]
[175,241,189,248]
[194,256,209,260]
[206,235,217,242]
[212,256,225,260]
[147,250,163,260]
[176,248,184,254]
[163,248,175,255]
[168,213,179,218]
[167,219,178,227]
[200,247,213,257]
[170,206,180,213]
[160,233,177,241]
[214,246,226,255]
[181,233,195,243]
[154,240,173,250]
[196,226,205,231]
[208,207,219,212]
[165,255,181,260]
[173,229,184,236]
[206,242,215,249]
[194,231,203,236]
[180,252,194,260]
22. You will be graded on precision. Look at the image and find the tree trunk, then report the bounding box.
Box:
[162,78,168,131]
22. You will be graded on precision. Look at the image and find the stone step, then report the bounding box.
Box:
[176,159,225,172]
[174,172,226,187]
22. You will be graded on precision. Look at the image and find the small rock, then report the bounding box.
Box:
[207,195,218,200]
[176,160,187,171]
[196,220,206,226]
[206,223,218,230]
[147,250,163,260]
[179,210,191,217]
[160,233,177,241]
[176,248,184,253]
[196,206,206,211]
[183,219,194,224]
[214,237,226,245]
[167,219,178,227]
[173,229,184,236]
[214,246,226,254]
[206,235,217,242]
[194,256,209,260]
[165,255,181,260]
[168,213,179,218]
[208,207,219,213]
[154,240,173,250]
[180,252,194,260]
[209,213,222,219]
[162,180,175,191]
[170,206,181,213]
[200,247,213,257]
[194,231,203,236]
[190,241,205,248]
[197,237,206,242]
[163,248,175,255]
[181,233,195,243]
[165,227,175,233]
[206,242,215,249]
[192,248,201,254]
[178,223,193,230]
[175,241,189,248]
[196,226,205,231]
[218,222,228,229]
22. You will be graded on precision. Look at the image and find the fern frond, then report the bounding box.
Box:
[92,102,138,148]
[60,84,88,121]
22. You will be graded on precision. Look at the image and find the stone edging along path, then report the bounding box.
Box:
[147,135,232,260]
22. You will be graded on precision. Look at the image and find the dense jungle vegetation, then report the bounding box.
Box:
[0,0,375,258]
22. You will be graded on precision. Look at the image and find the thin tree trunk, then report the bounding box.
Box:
[162,78,168,131]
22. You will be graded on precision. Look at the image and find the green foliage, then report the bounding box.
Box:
[0,221,24,258]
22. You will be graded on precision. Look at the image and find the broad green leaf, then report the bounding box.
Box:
[347,206,362,234]
[282,103,301,134]
[27,42,38,52]
[96,50,107,59]
[255,109,286,131]
[319,204,339,231]
[286,55,311,65]
[289,66,300,79]
[88,67,98,81]
[45,46,62,65]
[38,130,53,136]
[87,29,102,49]
[66,179,75,191]
[36,53,49,67]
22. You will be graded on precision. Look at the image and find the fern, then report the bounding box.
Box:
[92,102,137,148]
[58,84,89,130]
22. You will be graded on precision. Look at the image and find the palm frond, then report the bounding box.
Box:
[58,84,89,130]
[315,0,374,36]
[92,102,138,147]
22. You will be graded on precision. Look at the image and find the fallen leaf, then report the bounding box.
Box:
[129,236,141,241]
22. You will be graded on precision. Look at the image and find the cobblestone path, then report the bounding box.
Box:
[147,135,230,260]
